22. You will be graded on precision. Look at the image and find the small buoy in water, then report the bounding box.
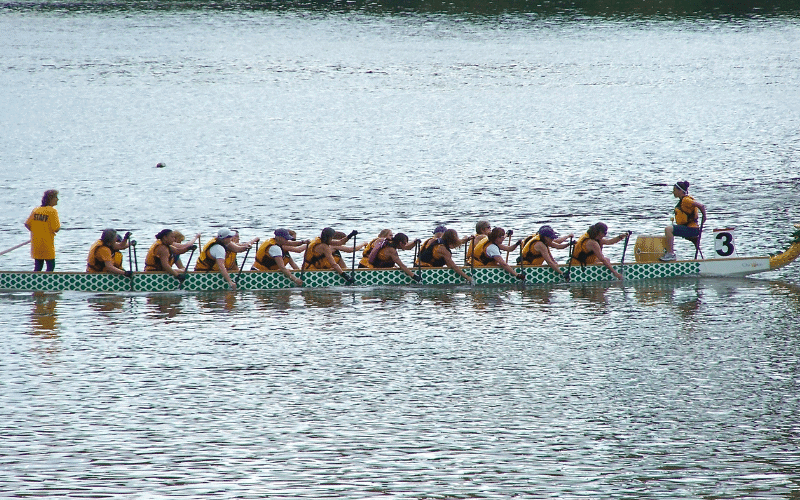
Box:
[156,162,166,168]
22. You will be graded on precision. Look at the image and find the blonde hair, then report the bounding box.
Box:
[171,231,185,242]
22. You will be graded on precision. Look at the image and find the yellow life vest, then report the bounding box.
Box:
[417,238,449,268]
[674,195,699,227]
[144,241,175,271]
[471,237,495,267]
[359,237,382,268]
[87,240,115,273]
[571,233,597,266]
[195,238,236,271]
[253,238,289,271]
[520,234,545,265]
[303,238,331,270]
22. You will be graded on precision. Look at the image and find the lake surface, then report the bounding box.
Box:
[1,4,799,498]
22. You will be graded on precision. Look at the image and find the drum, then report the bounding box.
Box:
[634,235,667,263]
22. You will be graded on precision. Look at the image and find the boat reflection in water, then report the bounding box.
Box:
[30,292,60,338]
[145,293,185,320]
[196,290,238,312]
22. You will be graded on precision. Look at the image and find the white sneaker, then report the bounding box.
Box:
[660,252,676,262]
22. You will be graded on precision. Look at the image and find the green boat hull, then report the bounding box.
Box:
[0,261,705,292]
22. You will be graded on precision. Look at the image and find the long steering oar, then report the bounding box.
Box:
[620,231,632,280]
[234,244,253,289]
[0,239,31,257]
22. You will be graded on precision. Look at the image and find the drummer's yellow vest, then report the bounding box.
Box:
[144,241,175,271]
[674,195,699,227]
[253,238,289,271]
[195,238,236,271]
[520,234,544,265]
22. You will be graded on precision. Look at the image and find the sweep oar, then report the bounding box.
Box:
[0,240,30,256]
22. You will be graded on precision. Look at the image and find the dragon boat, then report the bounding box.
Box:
[1,226,798,293]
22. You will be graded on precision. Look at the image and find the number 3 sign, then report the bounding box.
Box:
[713,228,736,257]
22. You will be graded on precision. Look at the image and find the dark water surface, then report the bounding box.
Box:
[1,6,800,498]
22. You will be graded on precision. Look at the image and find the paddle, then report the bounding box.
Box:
[564,236,574,283]
[127,236,135,291]
[179,245,196,290]
[505,229,514,261]
[131,240,139,272]
[620,231,632,280]
[518,236,526,285]
[350,231,357,285]
[414,239,422,283]
[0,239,31,256]
[469,236,475,284]
[234,244,253,289]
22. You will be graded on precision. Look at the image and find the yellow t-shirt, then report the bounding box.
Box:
[25,206,60,260]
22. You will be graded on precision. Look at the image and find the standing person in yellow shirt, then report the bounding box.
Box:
[24,189,61,272]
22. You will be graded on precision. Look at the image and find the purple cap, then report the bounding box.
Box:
[538,225,559,240]
[275,228,295,241]
[433,225,447,234]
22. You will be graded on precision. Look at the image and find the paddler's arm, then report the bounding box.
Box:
[229,238,258,252]
[322,245,346,274]
[217,257,236,290]
[536,241,565,276]
[491,254,524,279]
[104,259,128,276]
[588,240,622,280]
[442,252,474,285]
[172,233,201,254]
[552,233,574,248]
[274,256,302,286]
[401,238,421,251]
[157,246,181,277]
[389,248,417,280]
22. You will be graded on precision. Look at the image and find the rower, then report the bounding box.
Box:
[473,227,525,280]
[143,229,185,281]
[570,222,626,280]
[194,228,258,291]
[252,228,308,287]
[519,225,573,278]
[87,229,132,277]
[417,228,473,285]
[302,227,363,284]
